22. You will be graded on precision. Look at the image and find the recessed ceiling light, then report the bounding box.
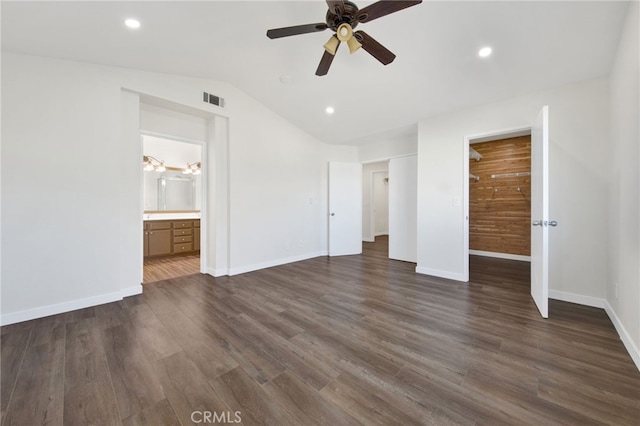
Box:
[478,47,492,58]
[125,18,141,29]
[325,106,335,115]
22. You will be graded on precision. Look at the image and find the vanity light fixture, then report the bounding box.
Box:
[143,155,166,172]
[183,162,202,175]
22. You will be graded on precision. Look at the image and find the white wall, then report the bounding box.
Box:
[362,161,389,242]
[608,2,639,369]
[0,53,355,324]
[417,78,610,296]
[140,103,208,142]
[389,155,417,263]
[358,135,417,163]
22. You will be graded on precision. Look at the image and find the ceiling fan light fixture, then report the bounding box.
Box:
[323,35,340,55]
[347,37,362,54]
[336,23,353,42]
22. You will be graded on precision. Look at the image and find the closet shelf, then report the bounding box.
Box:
[469,147,483,161]
[491,171,530,179]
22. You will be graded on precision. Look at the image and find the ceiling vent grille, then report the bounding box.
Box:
[203,92,225,107]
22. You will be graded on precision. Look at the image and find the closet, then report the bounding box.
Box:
[469,135,531,258]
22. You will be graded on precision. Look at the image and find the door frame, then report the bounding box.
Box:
[141,130,208,276]
[463,126,532,282]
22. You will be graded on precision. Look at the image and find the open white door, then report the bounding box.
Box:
[531,106,550,318]
[329,162,362,256]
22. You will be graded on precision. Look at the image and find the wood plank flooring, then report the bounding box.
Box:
[143,254,200,283]
[2,236,639,425]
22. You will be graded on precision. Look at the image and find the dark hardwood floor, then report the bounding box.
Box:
[2,236,639,425]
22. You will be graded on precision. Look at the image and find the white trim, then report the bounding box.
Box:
[548,291,639,372]
[415,266,468,282]
[121,284,143,298]
[374,232,389,237]
[470,250,531,262]
[604,300,640,371]
[463,137,470,282]
[548,290,605,308]
[362,238,375,243]
[207,267,229,278]
[0,286,142,326]
[228,251,327,276]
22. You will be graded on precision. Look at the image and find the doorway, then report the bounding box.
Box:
[141,134,204,283]
[360,156,417,263]
[464,128,531,281]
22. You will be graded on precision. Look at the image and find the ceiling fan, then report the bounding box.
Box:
[266,0,422,76]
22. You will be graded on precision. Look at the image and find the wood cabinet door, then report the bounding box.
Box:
[143,231,149,257]
[147,229,172,256]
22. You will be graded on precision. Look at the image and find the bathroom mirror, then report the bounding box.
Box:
[144,170,200,211]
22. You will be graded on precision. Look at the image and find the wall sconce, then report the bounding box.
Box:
[143,155,166,172]
[183,162,201,175]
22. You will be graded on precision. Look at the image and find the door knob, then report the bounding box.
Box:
[548,221,558,227]
[330,213,335,216]
[532,220,542,226]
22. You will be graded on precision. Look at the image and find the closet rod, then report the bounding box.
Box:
[491,171,530,179]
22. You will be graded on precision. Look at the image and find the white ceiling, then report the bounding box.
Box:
[1,1,630,145]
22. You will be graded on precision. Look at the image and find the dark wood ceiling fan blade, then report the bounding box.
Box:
[266,23,328,39]
[354,31,395,65]
[316,46,340,76]
[357,0,422,23]
[326,0,346,16]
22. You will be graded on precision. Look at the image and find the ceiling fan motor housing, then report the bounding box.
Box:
[326,0,361,31]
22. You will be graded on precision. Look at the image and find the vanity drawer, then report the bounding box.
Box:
[173,221,192,229]
[173,235,193,244]
[174,243,193,253]
[147,221,172,230]
[173,228,193,237]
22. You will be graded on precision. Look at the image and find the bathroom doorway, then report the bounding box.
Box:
[141,133,203,283]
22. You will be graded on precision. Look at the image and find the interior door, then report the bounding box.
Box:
[329,162,362,256]
[531,106,550,318]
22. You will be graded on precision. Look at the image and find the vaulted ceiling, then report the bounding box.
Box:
[1,1,630,144]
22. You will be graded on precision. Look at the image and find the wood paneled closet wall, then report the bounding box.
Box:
[469,135,531,256]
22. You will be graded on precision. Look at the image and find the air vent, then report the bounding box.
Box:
[203,92,225,107]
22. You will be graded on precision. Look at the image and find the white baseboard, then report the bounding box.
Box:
[0,285,141,326]
[374,232,388,237]
[207,267,229,278]
[469,250,531,262]
[363,238,375,243]
[228,251,326,276]
[121,284,143,298]
[548,290,639,372]
[415,266,467,282]
[548,290,606,308]
[604,300,640,371]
